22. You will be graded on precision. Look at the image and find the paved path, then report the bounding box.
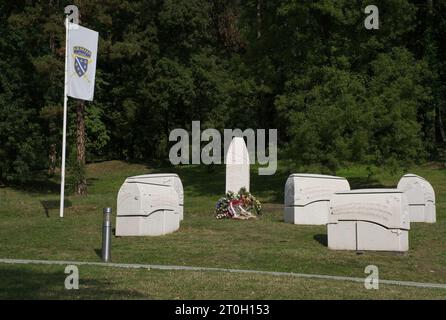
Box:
[1,258,446,290]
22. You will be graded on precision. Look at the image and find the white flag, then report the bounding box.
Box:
[67,23,98,101]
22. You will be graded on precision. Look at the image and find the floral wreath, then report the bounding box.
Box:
[215,187,262,220]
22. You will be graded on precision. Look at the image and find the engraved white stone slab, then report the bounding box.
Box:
[328,221,409,252]
[397,174,436,223]
[329,189,410,229]
[284,174,350,225]
[328,189,410,252]
[356,221,409,251]
[125,173,184,220]
[116,177,181,236]
[225,137,250,193]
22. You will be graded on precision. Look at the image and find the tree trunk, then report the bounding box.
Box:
[48,144,57,175]
[75,100,87,195]
[257,0,262,39]
[438,105,446,143]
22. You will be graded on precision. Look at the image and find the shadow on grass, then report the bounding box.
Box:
[151,164,289,203]
[348,176,389,189]
[40,200,72,218]
[0,267,146,299]
[252,170,288,203]
[10,177,61,195]
[149,164,224,198]
[94,249,102,259]
[314,234,328,247]
[8,163,107,196]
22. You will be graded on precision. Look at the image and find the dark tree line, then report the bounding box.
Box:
[1,0,446,184]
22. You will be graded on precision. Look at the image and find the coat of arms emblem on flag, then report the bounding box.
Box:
[67,23,98,100]
[73,46,92,77]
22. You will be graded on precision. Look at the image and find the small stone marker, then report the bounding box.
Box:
[225,137,250,193]
[116,174,183,236]
[328,189,410,252]
[284,174,350,225]
[397,174,436,223]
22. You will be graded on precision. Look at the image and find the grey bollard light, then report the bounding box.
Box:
[102,207,112,262]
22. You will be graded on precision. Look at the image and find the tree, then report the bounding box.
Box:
[1,0,444,183]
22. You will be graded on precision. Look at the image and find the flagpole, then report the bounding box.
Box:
[60,17,69,218]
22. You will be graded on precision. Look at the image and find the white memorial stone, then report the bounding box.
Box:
[116,174,183,236]
[124,174,184,220]
[284,174,350,225]
[328,189,410,252]
[225,137,250,193]
[397,174,436,223]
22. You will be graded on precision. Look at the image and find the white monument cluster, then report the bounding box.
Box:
[116,137,251,237]
[115,137,436,253]
[284,173,436,252]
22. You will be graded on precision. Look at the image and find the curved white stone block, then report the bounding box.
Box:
[284,174,350,225]
[397,174,436,223]
[116,174,183,236]
[328,189,410,252]
[124,173,184,220]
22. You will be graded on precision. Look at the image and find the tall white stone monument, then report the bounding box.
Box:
[397,174,436,223]
[116,174,183,236]
[328,189,410,252]
[284,174,350,225]
[226,137,250,193]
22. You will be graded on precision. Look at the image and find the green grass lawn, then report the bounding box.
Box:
[2,264,446,300]
[0,160,445,299]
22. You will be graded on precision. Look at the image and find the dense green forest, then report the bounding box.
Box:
[1,0,446,184]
